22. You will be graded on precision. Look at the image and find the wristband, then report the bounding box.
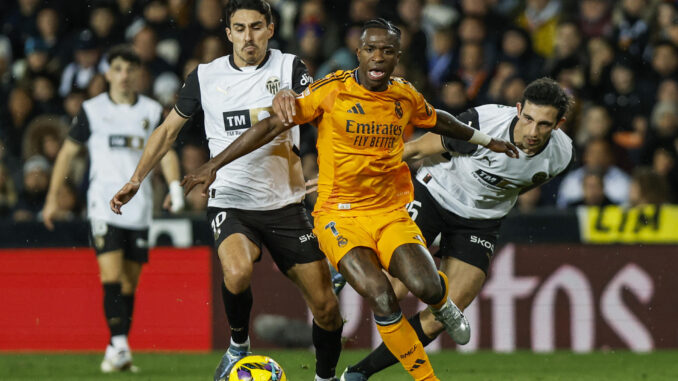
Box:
[169,180,185,213]
[468,129,492,146]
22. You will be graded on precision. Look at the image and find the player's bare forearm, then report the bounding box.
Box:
[429,109,475,141]
[403,133,446,161]
[181,115,289,195]
[211,115,288,170]
[129,110,185,183]
[430,109,519,158]
[160,149,181,183]
[43,139,81,229]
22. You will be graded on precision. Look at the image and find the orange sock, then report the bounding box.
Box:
[429,271,449,310]
[375,313,439,381]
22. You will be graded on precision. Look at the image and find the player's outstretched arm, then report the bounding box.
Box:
[110,109,187,214]
[431,109,519,158]
[43,139,81,230]
[181,115,290,196]
[403,132,446,161]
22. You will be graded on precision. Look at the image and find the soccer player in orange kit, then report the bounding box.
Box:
[182,18,518,380]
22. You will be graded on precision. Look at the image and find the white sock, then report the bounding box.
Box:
[230,337,250,350]
[111,335,129,351]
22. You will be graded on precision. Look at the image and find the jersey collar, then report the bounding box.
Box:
[228,50,272,71]
[107,91,138,106]
[509,116,551,157]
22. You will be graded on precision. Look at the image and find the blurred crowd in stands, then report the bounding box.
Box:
[1,0,677,224]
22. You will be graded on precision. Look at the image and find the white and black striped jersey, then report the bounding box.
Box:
[69,93,163,229]
[174,49,312,210]
[416,104,574,219]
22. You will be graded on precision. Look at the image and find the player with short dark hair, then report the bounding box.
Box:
[181,18,519,380]
[109,2,344,381]
[340,77,575,380]
[43,44,184,373]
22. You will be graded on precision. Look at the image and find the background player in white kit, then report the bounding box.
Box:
[110,2,344,381]
[341,77,575,380]
[42,45,184,373]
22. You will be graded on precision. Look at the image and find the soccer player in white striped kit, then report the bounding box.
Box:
[43,45,184,373]
[110,1,343,380]
[341,78,575,380]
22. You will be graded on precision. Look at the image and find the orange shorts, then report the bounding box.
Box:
[313,208,427,270]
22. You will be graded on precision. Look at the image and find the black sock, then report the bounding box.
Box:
[103,282,126,337]
[312,320,343,379]
[351,312,434,377]
[221,283,253,345]
[122,294,135,335]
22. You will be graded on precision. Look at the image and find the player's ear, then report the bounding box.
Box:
[554,117,566,130]
[267,22,274,38]
[225,26,233,43]
[516,102,522,115]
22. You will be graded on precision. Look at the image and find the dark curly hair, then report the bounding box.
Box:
[521,77,572,120]
[224,0,272,27]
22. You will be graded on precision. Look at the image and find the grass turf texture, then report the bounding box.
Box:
[1,350,675,380]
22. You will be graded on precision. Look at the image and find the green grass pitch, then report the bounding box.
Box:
[1,350,676,380]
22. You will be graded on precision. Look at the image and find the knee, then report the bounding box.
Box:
[366,285,399,317]
[310,294,342,330]
[410,277,444,305]
[99,269,122,284]
[222,263,253,294]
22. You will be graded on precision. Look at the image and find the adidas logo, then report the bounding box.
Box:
[347,103,365,114]
[408,358,426,372]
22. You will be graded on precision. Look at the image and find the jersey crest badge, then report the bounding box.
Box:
[395,101,403,119]
[266,76,281,95]
[531,172,548,185]
[142,118,150,131]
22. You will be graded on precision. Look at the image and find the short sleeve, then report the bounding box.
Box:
[442,107,480,155]
[409,88,437,129]
[291,56,313,93]
[291,75,336,125]
[174,68,201,118]
[68,108,91,143]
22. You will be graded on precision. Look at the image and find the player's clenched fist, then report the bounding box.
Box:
[272,88,297,126]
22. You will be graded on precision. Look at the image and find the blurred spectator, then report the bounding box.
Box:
[0,162,18,218]
[153,71,181,108]
[456,42,488,102]
[89,3,123,49]
[516,0,561,58]
[397,0,428,78]
[436,75,469,115]
[316,24,360,78]
[182,0,226,60]
[132,26,174,79]
[601,57,647,136]
[566,169,613,207]
[295,21,324,72]
[21,115,67,164]
[194,35,229,64]
[59,29,101,97]
[62,90,86,119]
[497,26,543,81]
[646,41,678,100]
[578,0,613,39]
[640,101,678,165]
[652,147,678,202]
[584,37,615,100]
[428,27,455,89]
[3,86,35,158]
[295,0,340,66]
[628,166,670,206]
[657,79,678,103]
[544,20,585,78]
[13,155,50,221]
[458,15,495,71]
[557,138,630,207]
[485,61,517,104]
[575,104,612,151]
[30,74,62,115]
[499,75,527,106]
[611,0,650,64]
[35,6,67,66]
[1,0,40,59]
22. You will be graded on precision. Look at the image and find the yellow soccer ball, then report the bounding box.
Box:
[228,355,287,381]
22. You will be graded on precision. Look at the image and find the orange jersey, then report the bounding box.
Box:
[293,70,437,216]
